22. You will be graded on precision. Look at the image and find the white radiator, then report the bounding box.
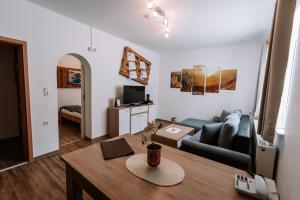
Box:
[255,134,277,179]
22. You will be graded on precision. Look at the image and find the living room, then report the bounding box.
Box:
[0,0,299,199]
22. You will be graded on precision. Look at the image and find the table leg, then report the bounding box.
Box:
[66,164,83,200]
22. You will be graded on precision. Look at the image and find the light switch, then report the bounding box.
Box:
[43,88,50,96]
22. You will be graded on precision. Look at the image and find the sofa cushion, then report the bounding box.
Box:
[233,109,242,119]
[200,123,223,145]
[177,118,213,132]
[218,113,240,149]
[180,139,251,170]
[182,130,201,142]
[220,110,231,121]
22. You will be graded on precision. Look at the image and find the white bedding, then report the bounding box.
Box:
[60,108,81,118]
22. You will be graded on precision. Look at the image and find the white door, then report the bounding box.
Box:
[119,109,130,135]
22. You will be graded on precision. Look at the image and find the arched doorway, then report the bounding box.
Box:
[56,54,91,147]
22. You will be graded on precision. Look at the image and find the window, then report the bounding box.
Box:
[276,5,300,132]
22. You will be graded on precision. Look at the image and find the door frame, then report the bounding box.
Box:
[0,36,33,161]
[66,53,92,139]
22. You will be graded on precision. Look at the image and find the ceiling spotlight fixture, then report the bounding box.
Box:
[145,1,172,38]
[152,10,158,18]
[146,0,154,9]
[162,17,168,27]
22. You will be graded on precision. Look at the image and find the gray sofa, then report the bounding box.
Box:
[178,114,254,170]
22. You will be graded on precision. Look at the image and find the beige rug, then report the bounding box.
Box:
[126,153,185,186]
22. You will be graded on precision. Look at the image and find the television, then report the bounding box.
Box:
[123,85,145,105]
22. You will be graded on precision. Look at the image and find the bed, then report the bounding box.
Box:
[59,105,81,124]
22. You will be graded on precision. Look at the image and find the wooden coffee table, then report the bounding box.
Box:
[153,124,194,148]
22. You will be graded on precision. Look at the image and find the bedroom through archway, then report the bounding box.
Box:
[56,53,91,147]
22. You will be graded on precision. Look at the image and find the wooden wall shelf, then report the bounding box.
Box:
[119,46,152,85]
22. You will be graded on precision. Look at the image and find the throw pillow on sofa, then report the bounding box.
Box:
[200,123,223,145]
[233,109,242,119]
[218,113,240,149]
[220,110,231,121]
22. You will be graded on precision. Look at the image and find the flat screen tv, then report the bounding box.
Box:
[123,85,145,105]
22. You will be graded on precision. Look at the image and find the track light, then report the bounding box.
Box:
[145,1,172,38]
[146,1,154,9]
[163,18,168,27]
[152,10,158,18]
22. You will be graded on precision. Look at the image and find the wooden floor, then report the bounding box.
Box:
[0,138,25,171]
[0,123,108,200]
[0,119,167,199]
[59,120,81,146]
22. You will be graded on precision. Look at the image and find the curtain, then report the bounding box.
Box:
[258,0,297,143]
[254,43,269,118]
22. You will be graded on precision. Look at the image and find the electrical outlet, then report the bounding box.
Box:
[43,120,49,128]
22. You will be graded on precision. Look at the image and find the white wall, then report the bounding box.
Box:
[275,27,300,200]
[0,44,20,139]
[158,42,262,121]
[0,0,160,157]
[58,54,82,68]
[57,55,81,109]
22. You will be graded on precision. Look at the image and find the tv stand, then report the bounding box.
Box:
[108,104,156,137]
[129,103,142,106]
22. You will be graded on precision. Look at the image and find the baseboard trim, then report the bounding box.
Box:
[34,150,59,160]
[0,136,20,144]
[85,135,109,142]
[0,161,28,172]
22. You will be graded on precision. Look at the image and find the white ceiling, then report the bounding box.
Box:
[27,0,275,53]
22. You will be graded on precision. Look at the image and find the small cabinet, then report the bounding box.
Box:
[148,104,156,123]
[131,113,148,134]
[108,107,130,137]
[131,114,140,134]
[119,108,130,135]
[108,104,156,137]
[131,106,148,114]
[139,113,148,132]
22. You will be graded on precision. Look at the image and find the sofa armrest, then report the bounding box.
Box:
[180,139,251,170]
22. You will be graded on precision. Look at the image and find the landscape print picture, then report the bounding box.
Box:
[170,71,182,88]
[192,65,206,95]
[181,69,193,92]
[206,68,221,93]
[221,69,237,90]
[68,70,81,85]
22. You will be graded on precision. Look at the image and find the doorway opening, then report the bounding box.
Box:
[56,54,91,147]
[0,36,33,171]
